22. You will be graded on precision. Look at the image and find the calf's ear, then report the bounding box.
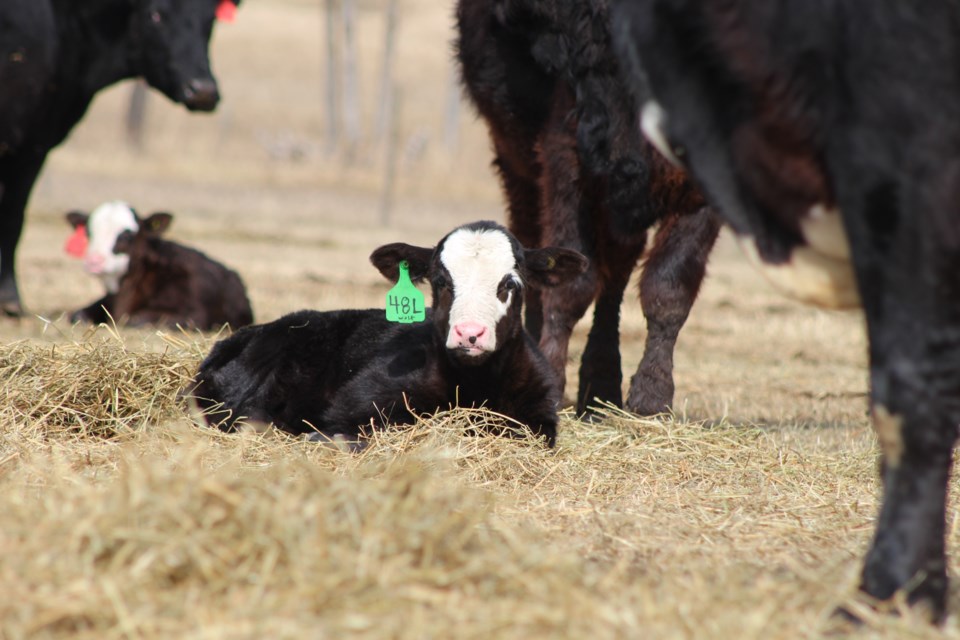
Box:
[141,212,173,237]
[523,247,588,288]
[66,211,89,229]
[370,243,434,283]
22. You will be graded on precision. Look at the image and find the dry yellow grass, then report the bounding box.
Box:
[0,335,958,639]
[2,0,959,638]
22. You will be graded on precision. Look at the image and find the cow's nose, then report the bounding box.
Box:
[454,322,486,345]
[182,78,220,111]
[84,253,105,274]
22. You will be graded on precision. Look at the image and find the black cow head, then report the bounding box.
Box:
[370,221,587,365]
[134,0,241,111]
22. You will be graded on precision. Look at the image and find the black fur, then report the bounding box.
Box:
[612,0,960,621]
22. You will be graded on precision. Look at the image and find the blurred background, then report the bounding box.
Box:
[25,0,496,317]
[13,0,868,427]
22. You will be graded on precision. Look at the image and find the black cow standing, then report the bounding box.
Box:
[0,0,240,316]
[189,221,588,448]
[612,0,960,622]
[456,0,721,416]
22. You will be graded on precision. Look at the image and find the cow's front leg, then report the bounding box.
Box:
[626,207,720,415]
[852,249,960,620]
[860,430,952,621]
[857,349,958,622]
[0,151,47,316]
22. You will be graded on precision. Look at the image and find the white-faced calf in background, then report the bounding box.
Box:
[189,220,588,447]
[66,201,138,294]
[65,202,253,330]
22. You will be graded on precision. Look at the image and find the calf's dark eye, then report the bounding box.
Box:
[498,278,520,301]
[113,230,136,254]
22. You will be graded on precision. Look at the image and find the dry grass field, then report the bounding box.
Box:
[1,1,958,638]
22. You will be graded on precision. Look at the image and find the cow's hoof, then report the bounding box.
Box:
[625,391,672,417]
[576,387,622,419]
[831,587,946,627]
[625,371,674,416]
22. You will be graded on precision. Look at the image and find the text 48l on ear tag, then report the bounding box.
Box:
[386,260,426,323]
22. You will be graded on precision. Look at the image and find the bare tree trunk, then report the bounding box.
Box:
[375,0,399,145]
[380,87,401,226]
[444,63,461,154]
[340,0,361,160]
[126,80,149,151]
[323,0,339,153]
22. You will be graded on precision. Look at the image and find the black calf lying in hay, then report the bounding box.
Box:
[188,221,587,447]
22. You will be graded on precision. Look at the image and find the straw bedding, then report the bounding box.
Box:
[0,335,956,639]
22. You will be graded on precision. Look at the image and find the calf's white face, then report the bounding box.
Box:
[84,202,139,293]
[440,227,520,357]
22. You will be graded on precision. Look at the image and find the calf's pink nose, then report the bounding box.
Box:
[454,322,486,345]
[84,253,105,273]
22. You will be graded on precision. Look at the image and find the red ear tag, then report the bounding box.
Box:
[65,225,88,258]
[216,0,237,23]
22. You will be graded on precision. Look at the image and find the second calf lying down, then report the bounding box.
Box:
[66,201,253,330]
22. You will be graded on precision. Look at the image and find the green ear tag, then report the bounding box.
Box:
[386,260,426,323]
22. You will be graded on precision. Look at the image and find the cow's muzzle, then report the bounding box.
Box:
[182,78,220,111]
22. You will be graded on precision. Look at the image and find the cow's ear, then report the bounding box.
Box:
[142,212,173,236]
[370,243,433,283]
[66,211,89,229]
[522,247,588,288]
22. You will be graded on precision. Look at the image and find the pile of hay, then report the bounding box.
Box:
[0,331,199,438]
[1,437,629,638]
[0,334,956,639]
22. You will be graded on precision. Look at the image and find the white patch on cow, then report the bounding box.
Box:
[802,204,851,261]
[84,201,138,293]
[641,101,683,167]
[872,405,904,468]
[440,227,518,356]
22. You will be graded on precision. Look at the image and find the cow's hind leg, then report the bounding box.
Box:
[539,259,599,402]
[858,418,953,621]
[843,173,960,621]
[536,100,600,399]
[496,157,545,340]
[854,311,960,620]
[854,343,958,622]
[626,207,720,415]
[577,247,644,415]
